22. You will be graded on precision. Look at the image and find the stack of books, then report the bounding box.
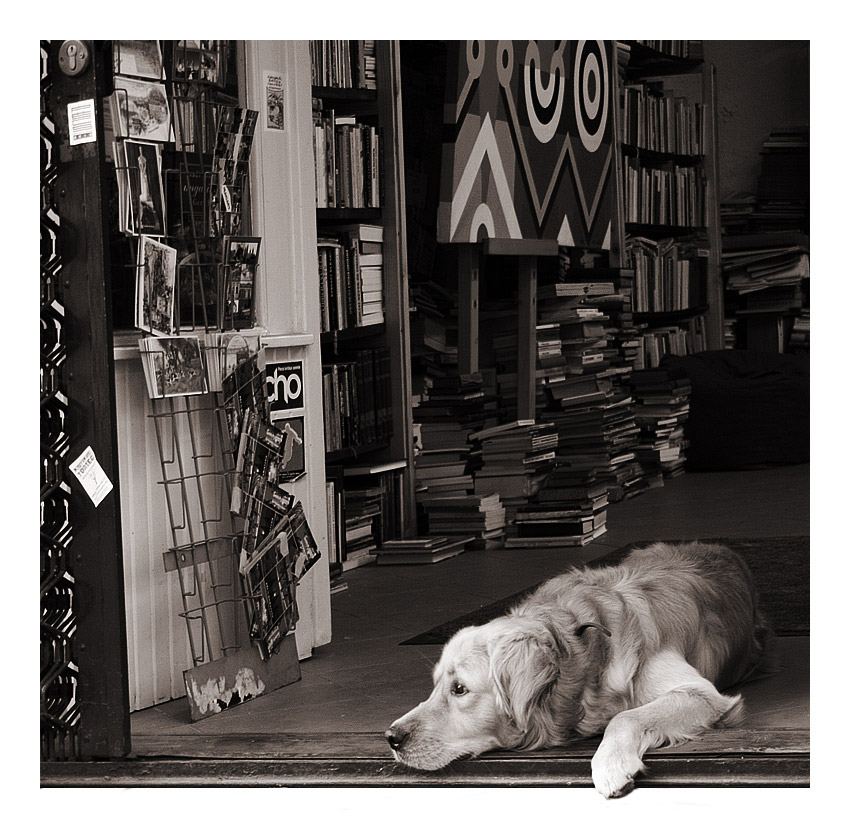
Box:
[723,231,809,296]
[412,373,490,529]
[535,282,643,504]
[469,420,557,535]
[375,535,475,565]
[332,461,406,572]
[753,127,809,233]
[340,483,383,570]
[413,372,490,444]
[417,493,506,549]
[630,368,692,483]
[508,485,608,548]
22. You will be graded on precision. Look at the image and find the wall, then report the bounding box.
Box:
[703,40,809,199]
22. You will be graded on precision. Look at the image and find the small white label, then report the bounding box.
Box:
[69,445,114,506]
[264,71,285,131]
[67,99,97,146]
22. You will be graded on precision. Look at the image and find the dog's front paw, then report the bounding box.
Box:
[591,744,646,798]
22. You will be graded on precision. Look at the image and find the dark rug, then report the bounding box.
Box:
[401,536,809,645]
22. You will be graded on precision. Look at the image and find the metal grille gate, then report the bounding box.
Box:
[40,40,80,762]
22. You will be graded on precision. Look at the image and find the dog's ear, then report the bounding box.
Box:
[575,621,611,638]
[488,618,564,732]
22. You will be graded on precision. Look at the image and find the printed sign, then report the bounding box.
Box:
[69,445,114,506]
[266,359,305,418]
[68,99,97,146]
[277,416,306,480]
[264,71,285,131]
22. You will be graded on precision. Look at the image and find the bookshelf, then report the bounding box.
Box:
[612,41,724,365]
[310,41,415,571]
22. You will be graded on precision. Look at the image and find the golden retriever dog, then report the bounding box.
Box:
[385,541,776,797]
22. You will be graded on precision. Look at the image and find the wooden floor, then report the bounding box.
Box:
[42,465,810,788]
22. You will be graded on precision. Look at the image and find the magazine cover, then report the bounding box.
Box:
[141,335,207,398]
[221,236,261,330]
[135,236,177,336]
[125,139,166,236]
[111,77,171,142]
[112,41,164,80]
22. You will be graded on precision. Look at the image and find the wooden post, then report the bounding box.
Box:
[517,256,538,420]
[457,244,480,374]
[49,41,130,759]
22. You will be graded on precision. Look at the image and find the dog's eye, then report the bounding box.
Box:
[450,682,468,696]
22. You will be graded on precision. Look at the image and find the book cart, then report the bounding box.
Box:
[111,41,323,720]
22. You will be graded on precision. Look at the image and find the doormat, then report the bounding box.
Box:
[401,536,810,645]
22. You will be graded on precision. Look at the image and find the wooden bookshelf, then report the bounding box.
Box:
[612,41,724,361]
[311,41,415,570]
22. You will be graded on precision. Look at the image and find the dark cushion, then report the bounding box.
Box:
[659,350,810,471]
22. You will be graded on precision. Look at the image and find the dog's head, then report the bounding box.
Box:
[386,612,603,770]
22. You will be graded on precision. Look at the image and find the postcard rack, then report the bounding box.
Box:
[149,387,247,667]
[110,40,255,333]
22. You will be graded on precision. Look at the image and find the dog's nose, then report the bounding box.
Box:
[385,726,409,751]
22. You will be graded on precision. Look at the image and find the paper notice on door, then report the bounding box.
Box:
[68,99,97,146]
[69,445,114,506]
